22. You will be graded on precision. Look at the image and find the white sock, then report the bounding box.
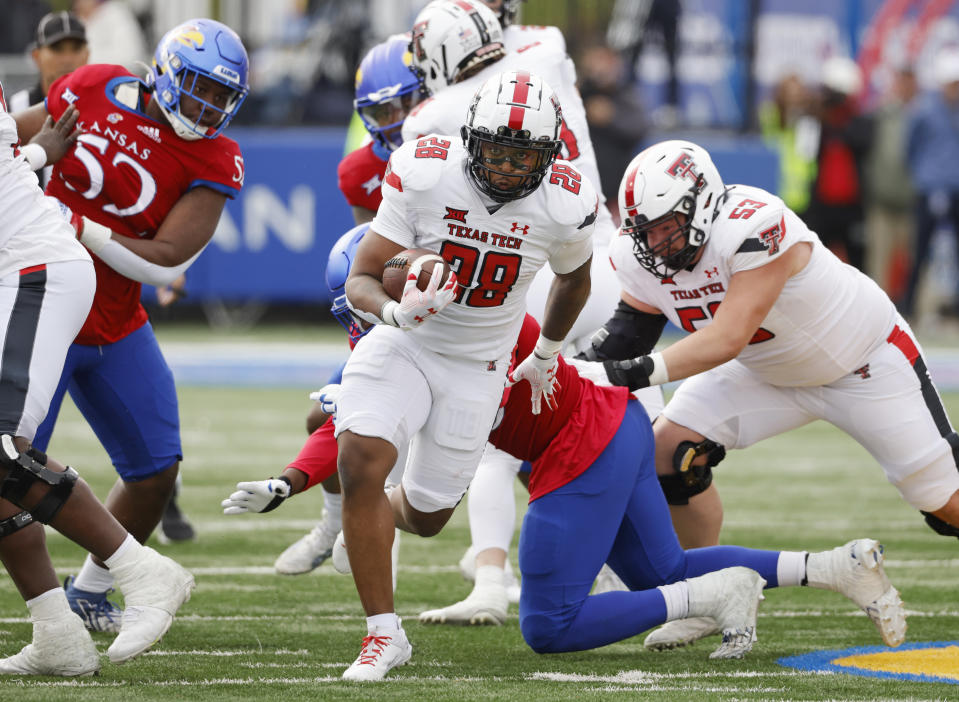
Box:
[657,581,689,621]
[322,488,342,530]
[367,612,401,633]
[474,564,506,591]
[776,550,808,587]
[103,533,141,570]
[468,450,519,553]
[73,554,115,593]
[26,587,70,620]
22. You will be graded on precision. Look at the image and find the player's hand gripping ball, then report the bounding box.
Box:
[381,248,455,301]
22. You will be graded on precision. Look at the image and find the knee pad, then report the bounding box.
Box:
[0,435,78,523]
[658,439,726,506]
[0,510,34,538]
[920,510,959,540]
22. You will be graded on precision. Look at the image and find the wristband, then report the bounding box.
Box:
[381,300,400,327]
[79,218,112,254]
[20,143,47,171]
[533,334,563,360]
[647,351,670,386]
[262,475,293,513]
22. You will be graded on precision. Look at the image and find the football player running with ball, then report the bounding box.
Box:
[12,18,248,633]
[0,81,193,676]
[333,68,597,681]
[577,139,959,649]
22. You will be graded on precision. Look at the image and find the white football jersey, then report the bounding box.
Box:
[371,136,598,361]
[610,184,897,387]
[402,39,616,243]
[0,82,90,279]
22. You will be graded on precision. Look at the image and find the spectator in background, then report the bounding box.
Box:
[607,0,681,129]
[802,56,872,271]
[758,72,817,216]
[903,47,959,323]
[72,0,147,72]
[577,43,647,223]
[8,12,89,190]
[864,64,917,306]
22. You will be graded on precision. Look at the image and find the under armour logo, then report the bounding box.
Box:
[510,222,530,236]
[487,361,497,372]
[704,266,719,279]
[853,364,871,379]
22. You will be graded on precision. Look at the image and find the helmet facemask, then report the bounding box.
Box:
[463,124,559,202]
[157,65,246,141]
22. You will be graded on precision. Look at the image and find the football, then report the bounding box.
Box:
[382,248,454,301]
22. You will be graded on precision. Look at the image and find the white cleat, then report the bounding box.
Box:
[644,616,720,651]
[107,546,195,663]
[806,538,907,647]
[341,626,412,682]
[419,584,508,625]
[593,564,629,594]
[331,529,400,592]
[274,517,339,575]
[0,613,99,677]
[458,546,521,603]
[686,566,766,660]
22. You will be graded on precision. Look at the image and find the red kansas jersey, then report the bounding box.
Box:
[336,141,388,211]
[45,64,244,344]
[489,315,629,502]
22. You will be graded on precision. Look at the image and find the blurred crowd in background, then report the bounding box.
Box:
[3,0,959,331]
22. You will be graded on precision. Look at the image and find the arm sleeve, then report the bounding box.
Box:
[93,239,204,286]
[575,300,668,361]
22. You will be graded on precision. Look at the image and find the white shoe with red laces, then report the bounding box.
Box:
[341,626,412,682]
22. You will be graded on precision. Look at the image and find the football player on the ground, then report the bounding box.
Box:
[405,0,656,620]
[273,37,427,577]
[12,18,248,634]
[578,138,959,650]
[0,80,193,677]
[336,68,596,681]
[224,312,908,663]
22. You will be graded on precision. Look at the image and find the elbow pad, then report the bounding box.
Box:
[577,301,667,362]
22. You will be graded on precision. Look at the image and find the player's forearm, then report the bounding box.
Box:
[344,273,392,325]
[539,260,591,342]
[660,323,746,381]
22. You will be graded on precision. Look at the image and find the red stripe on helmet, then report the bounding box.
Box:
[623,161,641,216]
[507,105,526,130]
[512,72,531,105]
[452,0,475,9]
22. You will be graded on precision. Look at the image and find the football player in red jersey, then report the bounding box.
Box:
[0,80,194,676]
[12,18,248,633]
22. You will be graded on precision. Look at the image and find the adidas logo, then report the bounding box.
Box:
[137,124,162,143]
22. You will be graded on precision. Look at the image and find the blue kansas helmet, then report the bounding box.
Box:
[150,18,249,140]
[326,223,371,344]
[354,34,427,151]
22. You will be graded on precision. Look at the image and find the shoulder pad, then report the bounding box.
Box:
[385,135,460,193]
[540,158,600,228]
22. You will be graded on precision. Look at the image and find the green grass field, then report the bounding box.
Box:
[1,381,957,701]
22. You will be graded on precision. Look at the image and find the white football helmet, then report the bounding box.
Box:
[410,0,505,95]
[461,70,562,202]
[618,140,725,279]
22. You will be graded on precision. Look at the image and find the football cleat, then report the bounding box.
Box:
[107,546,195,663]
[593,564,629,594]
[806,538,907,647]
[158,494,196,543]
[0,610,99,677]
[686,566,765,660]
[644,616,721,651]
[419,577,508,626]
[274,517,338,575]
[341,626,412,682]
[64,575,123,633]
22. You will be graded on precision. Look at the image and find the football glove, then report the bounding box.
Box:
[508,348,561,415]
[222,476,292,515]
[382,264,458,330]
[309,383,341,417]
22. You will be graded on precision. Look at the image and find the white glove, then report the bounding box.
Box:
[507,335,563,415]
[309,383,341,417]
[221,476,292,514]
[382,264,458,329]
